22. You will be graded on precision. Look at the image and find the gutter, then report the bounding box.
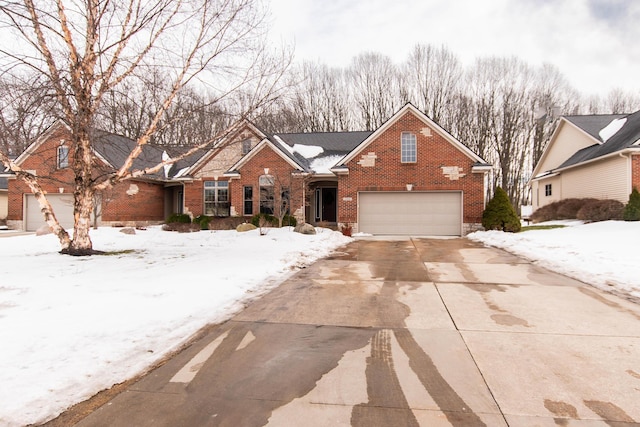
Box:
[551,147,640,175]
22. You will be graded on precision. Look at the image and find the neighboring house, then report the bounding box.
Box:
[0,177,8,221]
[6,104,491,235]
[4,122,199,231]
[530,109,640,212]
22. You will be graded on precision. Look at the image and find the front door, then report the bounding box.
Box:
[315,187,337,223]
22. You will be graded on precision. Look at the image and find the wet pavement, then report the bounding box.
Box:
[61,237,640,426]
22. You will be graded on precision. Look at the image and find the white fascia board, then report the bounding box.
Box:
[471,165,493,173]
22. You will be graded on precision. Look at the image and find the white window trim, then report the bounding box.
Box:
[401,132,417,163]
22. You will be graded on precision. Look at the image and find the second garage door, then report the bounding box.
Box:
[25,194,75,231]
[358,191,462,236]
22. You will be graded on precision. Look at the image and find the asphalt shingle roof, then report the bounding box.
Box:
[558,110,640,169]
[265,131,373,173]
[92,130,207,180]
[564,114,626,142]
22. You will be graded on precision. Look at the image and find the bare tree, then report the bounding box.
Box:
[530,63,579,168]
[606,88,640,114]
[0,0,290,254]
[402,44,462,123]
[0,74,59,156]
[348,52,400,130]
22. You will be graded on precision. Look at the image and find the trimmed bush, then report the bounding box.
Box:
[251,213,278,227]
[576,199,624,222]
[193,215,212,230]
[161,222,201,232]
[281,214,297,227]
[165,213,191,224]
[482,187,521,232]
[623,187,640,221]
[556,198,597,219]
[250,213,298,227]
[531,198,598,223]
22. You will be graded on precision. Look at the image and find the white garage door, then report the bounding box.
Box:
[25,194,75,231]
[358,191,462,236]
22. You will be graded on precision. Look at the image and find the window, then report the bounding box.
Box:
[259,174,274,214]
[57,145,69,169]
[242,139,252,155]
[545,183,552,197]
[204,181,229,216]
[401,132,416,163]
[243,186,253,216]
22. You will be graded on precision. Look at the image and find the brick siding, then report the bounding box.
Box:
[8,126,166,227]
[632,155,640,191]
[338,111,485,229]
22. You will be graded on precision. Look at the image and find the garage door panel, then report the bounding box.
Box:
[25,194,75,231]
[359,192,461,236]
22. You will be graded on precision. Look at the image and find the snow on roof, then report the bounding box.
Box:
[175,167,190,178]
[292,144,323,159]
[310,154,343,174]
[162,151,171,178]
[271,135,294,154]
[599,117,627,142]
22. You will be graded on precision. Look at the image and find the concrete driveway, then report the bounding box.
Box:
[59,237,640,426]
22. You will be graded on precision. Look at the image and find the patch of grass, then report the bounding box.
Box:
[521,225,566,232]
[100,249,140,256]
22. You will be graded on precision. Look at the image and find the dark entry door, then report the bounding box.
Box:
[321,188,337,222]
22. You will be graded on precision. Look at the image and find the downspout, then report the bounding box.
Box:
[620,152,632,196]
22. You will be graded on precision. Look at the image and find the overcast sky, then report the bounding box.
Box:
[268,0,640,97]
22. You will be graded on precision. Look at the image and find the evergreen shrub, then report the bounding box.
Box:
[482,187,521,232]
[623,187,640,221]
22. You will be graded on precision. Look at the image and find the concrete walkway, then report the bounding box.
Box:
[61,238,640,426]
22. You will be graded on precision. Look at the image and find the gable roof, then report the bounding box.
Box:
[10,120,199,182]
[553,109,640,171]
[225,137,308,176]
[336,103,488,168]
[185,120,267,177]
[564,114,626,142]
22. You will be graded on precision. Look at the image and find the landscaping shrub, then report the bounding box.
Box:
[576,199,624,222]
[193,215,212,230]
[530,201,559,223]
[556,198,597,219]
[251,213,278,228]
[161,222,201,232]
[281,214,297,227]
[531,198,599,223]
[623,187,640,221]
[165,213,191,224]
[250,213,297,227]
[482,187,521,232]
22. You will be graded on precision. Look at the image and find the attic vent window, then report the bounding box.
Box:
[57,145,69,169]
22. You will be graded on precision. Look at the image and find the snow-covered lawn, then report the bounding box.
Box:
[468,220,640,302]
[0,226,351,427]
[1,220,638,426]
